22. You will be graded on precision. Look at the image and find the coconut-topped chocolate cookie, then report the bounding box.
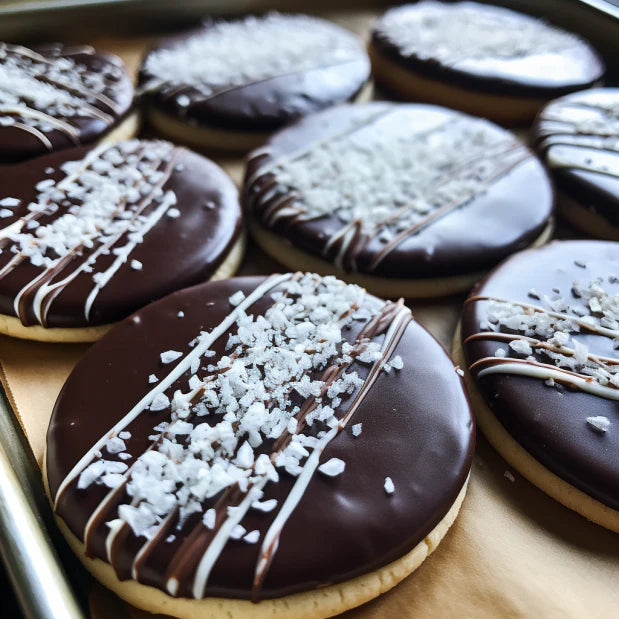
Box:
[455,241,619,531]
[0,42,136,163]
[46,273,473,617]
[138,14,370,152]
[534,88,619,240]
[0,139,243,342]
[244,103,553,299]
[369,1,604,124]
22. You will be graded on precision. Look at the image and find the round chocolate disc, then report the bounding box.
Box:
[244,102,553,280]
[138,14,370,134]
[370,1,604,98]
[0,139,241,329]
[534,88,619,226]
[0,42,134,163]
[47,273,473,601]
[461,240,619,510]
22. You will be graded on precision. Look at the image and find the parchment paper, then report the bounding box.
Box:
[0,9,618,619]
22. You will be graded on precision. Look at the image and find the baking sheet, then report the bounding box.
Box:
[0,8,618,619]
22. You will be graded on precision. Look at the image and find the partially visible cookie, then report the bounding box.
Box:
[0,42,136,163]
[244,103,554,299]
[46,272,474,617]
[369,1,604,125]
[534,88,619,240]
[138,14,370,152]
[455,240,619,531]
[0,139,243,342]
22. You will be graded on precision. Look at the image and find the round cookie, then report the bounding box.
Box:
[243,102,554,299]
[46,273,474,618]
[138,14,370,153]
[0,139,243,343]
[369,1,605,125]
[534,88,619,240]
[454,240,619,531]
[0,42,137,163]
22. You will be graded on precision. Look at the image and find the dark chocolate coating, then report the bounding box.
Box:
[462,240,619,509]
[244,103,554,279]
[47,275,474,600]
[0,142,242,328]
[533,88,619,226]
[371,2,605,98]
[0,43,134,164]
[138,17,370,133]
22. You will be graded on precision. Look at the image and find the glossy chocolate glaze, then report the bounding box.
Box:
[0,43,134,164]
[371,2,604,98]
[462,241,619,509]
[138,17,370,133]
[244,103,554,279]
[534,88,619,226]
[0,141,242,328]
[47,275,474,600]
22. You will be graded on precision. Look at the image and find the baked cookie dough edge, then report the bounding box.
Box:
[452,322,619,532]
[247,215,554,300]
[0,231,246,344]
[43,460,468,619]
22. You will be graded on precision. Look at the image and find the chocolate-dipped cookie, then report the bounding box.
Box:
[244,102,554,299]
[138,14,370,153]
[369,1,605,125]
[0,139,243,343]
[454,240,619,531]
[0,42,137,163]
[534,88,619,240]
[46,273,473,617]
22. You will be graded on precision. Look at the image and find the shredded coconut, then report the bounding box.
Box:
[384,476,395,494]
[160,350,183,364]
[586,416,610,433]
[318,457,346,477]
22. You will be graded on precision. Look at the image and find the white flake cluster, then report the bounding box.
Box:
[2,140,177,285]
[377,1,577,65]
[0,43,123,133]
[270,114,517,246]
[483,276,619,390]
[141,14,361,104]
[78,274,400,539]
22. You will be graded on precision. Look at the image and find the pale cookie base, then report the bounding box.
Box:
[557,192,619,241]
[98,111,141,145]
[0,232,246,344]
[146,82,374,154]
[47,466,468,619]
[248,216,554,299]
[368,45,549,126]
[452,323,619,532]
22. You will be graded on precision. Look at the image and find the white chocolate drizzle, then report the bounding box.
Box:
[55,273,412,599]
[466,275,619,400]
[0,43,127,148]
[0,140,182,326]
[537,91,619,178]
[250,107,528,272]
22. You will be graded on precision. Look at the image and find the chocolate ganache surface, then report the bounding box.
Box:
[0,42,134,163]
[47,273,474,600]
[534,88,619,225]
[371,1,604,97]
[138,14,370,133]
[244,102,553,279]
[0,139,241,328]
[462,241,619,509]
